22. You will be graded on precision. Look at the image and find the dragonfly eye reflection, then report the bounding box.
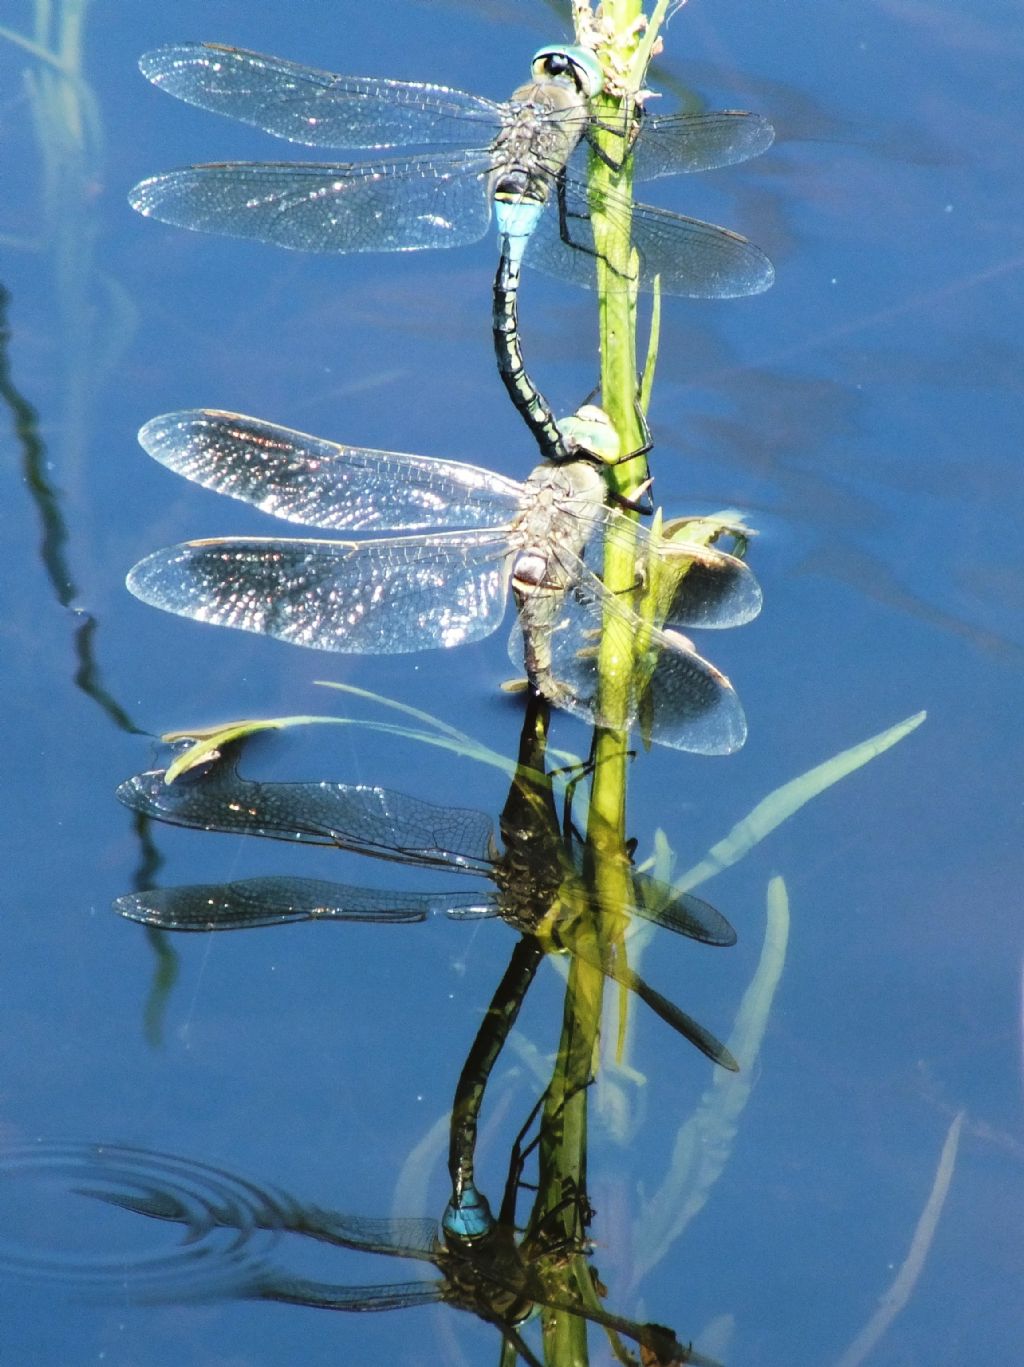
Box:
[126,409,762,753]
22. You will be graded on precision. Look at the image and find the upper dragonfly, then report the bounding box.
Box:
[128,41,774,296]
[125,409,762,753]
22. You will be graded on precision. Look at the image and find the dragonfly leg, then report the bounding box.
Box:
[556,758,596,843]
[584,730,636,791]
[554,170,626,281]
[603,399,654,512]
[608,475,654,516]
[583,103,642,173]
[502,1077,594,1228]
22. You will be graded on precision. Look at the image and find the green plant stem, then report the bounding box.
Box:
[587,0,651,845]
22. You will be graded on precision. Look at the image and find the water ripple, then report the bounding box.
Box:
[0,1141,292,1301]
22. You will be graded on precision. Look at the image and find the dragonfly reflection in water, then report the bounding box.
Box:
[115,727,738,1071]
[32,1121,718,1365]
[128,41,774,299]
[126,410,762,753]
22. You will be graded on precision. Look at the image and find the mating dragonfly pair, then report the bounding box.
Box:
[127,40,773,751]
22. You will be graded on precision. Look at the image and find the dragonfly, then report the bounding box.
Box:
[127,40,774,297]
[113,737,739,1071]
[125,408,762,753]
[23,1136,718,1366]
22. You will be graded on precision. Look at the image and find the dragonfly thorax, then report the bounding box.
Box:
[492,77,592,219]
[509,461,605,599]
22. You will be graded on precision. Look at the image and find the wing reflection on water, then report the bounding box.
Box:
[114,699,738,1070]
[11,693,734,1366]
[0,1121,717,1367]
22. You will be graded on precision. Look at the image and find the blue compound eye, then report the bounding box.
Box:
[531,45,604,97]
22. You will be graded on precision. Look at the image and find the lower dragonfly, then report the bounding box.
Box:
[125,408,761,753]
[28,1128,718,1366]
[128,40,774,299]
[114,731,739,1071]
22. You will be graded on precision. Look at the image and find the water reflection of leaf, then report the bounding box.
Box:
[630,875,790,1285]
[834,1110,964,1367]
[598,710,924,1159]
[676,710,927,892]
[158,698,537,789]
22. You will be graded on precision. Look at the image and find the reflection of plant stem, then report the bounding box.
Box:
[0,283,74,603]
[536,953,601,1361]
[2,1,133,484]
[0,281,146,731]
[73,612,144,733]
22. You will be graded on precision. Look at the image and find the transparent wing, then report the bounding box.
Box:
[284,1210,443,1259]
[116,759,498,871]
[139,43,505,147]
[523,176,774,296]
[139,410,525,533]
[593,510,763,628]
[555,927,738,1069]
[113,877,497,931]
[605,957,739,1070]
[630,110,775,179]
[254,1277,445,1311]
[74,1147,444,1260]
[619,873,737,946]
[638,623,748,753]
[126,531,511,654]
[129,151,495,253]
[512,569,747,754]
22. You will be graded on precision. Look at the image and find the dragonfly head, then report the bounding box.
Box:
[556,405,620,466]
[531,45,604,98]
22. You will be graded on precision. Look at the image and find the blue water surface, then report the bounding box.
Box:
[0,1,1021,1363]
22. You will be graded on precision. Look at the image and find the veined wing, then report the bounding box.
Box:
[592,508,763,628]
[278,1209,443,1259]
[116,760,497,869]
[139,43,505,148]
[554,924,738,1069]
[139,410,526,533]
[630,110,775,179]
[126,530,511,654]
[619,872,736,946]
[512,566,747,754]
[524,176,774,296]
[129,151,495,253]
[68,1142,444,1259]
[114,878,497,931]
[253,1276,445,1311]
